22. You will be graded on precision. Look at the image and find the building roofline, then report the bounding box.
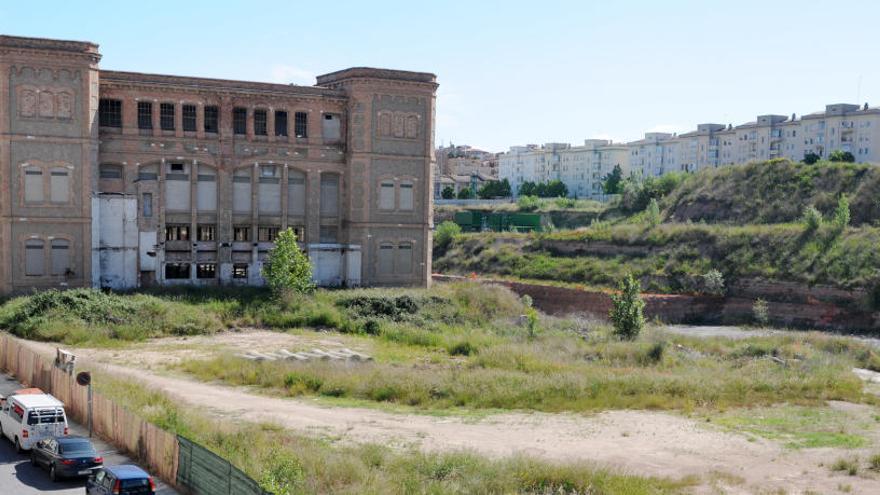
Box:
[0,34,99,53]
[316,67,437,86]
[100,70,346,98]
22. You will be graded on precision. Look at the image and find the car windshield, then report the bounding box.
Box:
[120,478,152,494]
[59,441,95,456]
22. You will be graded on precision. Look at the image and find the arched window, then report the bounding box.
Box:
[50,239,70,276]
[399,180,414,211]
[396,242,413,274]
[23,166,43,203]
[378,243,394,274]
[49,167,70,204]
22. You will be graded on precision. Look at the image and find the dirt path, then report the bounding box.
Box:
[25,335,880,494]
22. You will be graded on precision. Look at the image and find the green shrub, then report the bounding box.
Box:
[701,269,725,296]
[753,299,769,326]
[609,275,645,340]
[802,205,823,231]
[645,198,661,227]
[434,221,461,251]
[441,186,455,199]
[834,194,851,230]
[516,195,540,211]
[831,457,859,476]
[830,150,856,163]
[448,340,478,356]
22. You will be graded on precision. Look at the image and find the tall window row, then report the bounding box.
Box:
[23,237,72,277]
[100,99,311,139]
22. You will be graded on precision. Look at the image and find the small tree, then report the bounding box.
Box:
[262,228,314,296]
[602,164,624,194]
[517,195,540,211]
[752,298,769,326]
[802,152,821,165]
[829,150,855,163]
[521,295,539,339]
[645,198,661,227]
[702,269,725,296]
[609,275,645,340]
[518,181,537,197]
[833,194,851,230]
[441,186,455,199]
[801,205,823,231]
[457,187,475,199]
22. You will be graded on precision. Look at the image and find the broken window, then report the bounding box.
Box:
[25,239,44,276]
[164,263,190,279]
[182,104,197,132]
[160,103,175,131]
[257,226,279,242]
[50,239,70,276]
[233,226,250,242]
[142,193,153,218]
[233,107,247,135]
[98,99,122,128]
[165,224,190,241]
[197,225,216,241]
[294,112,308,138]
[399,181,414,210]
[254,109,267,136]
[169,162,185,174]
[99,164,122,179]
[319,226,338,243]
[232,264,248,279]
[204,105,219,134]
[379,181,395,210]
[137,101,153,129]
[196,263,216,279]
[275,110,288,137]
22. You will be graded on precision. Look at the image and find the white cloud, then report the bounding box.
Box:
[268,65,316,85]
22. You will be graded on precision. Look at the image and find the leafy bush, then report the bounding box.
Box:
[701,269,725,296]
[477,179,512,199]
[802,205,823,231]
[518,180,568,198]
[834,194,851,230]
[457,187,475,199]
[830,150,856,163]
[262,228,314,296]
[516,195,540,212]
[753,298,769,326]
[645,198,661,227]
[434,221,461,251]
[448,340,478,356]
[338,294,424,321]
[609,275,645,340]
[441,186,455,199]
[803,152,820,165]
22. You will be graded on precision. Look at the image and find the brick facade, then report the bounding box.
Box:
[0,35,437,294]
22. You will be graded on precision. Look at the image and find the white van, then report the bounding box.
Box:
[0,393,68,452]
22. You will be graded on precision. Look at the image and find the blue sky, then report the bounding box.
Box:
[3,1,879,151]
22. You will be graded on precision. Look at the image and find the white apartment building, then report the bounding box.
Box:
[500,140,628,199]
[500,102,880,196]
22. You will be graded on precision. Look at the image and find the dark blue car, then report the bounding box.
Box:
[86,465,156,495]
[30,436,102,481]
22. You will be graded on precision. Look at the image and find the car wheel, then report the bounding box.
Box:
[50,465,57,482]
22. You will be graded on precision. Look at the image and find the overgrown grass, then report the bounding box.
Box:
[178,326,878,413]
[435,223,880,294]
[712,405,871,449]
[94,373,693,495]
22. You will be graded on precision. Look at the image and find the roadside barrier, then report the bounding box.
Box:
[0,334,269,495]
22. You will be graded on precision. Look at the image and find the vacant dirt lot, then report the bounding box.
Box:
[29,331,880,494]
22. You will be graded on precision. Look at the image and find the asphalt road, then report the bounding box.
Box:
[0,373,177,494]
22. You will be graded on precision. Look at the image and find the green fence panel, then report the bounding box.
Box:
[177,435,269,495]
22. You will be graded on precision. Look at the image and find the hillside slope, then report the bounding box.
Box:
[661,160,880,225]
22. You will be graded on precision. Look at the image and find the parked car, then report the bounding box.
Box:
[30,435,103,481]
[86,465,156,495]
[0,392,68,451]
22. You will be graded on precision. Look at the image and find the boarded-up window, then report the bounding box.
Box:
[322,113,341,141]
[397,243,413,274]
[379,181,395,210]
[99,164,122,179]
[233,169,252,213]
[287,170,306,216]
[50,239,70,276]
[258,166,281,214]
[142,193,153,218]
[165,165,190,211]
[399,181,414,210]
[24,167,43,203]
[320,174,339,217]
[197,166,217,211]
[25,239,44,276]
[50,168,70,204]
[378,244,394,274]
